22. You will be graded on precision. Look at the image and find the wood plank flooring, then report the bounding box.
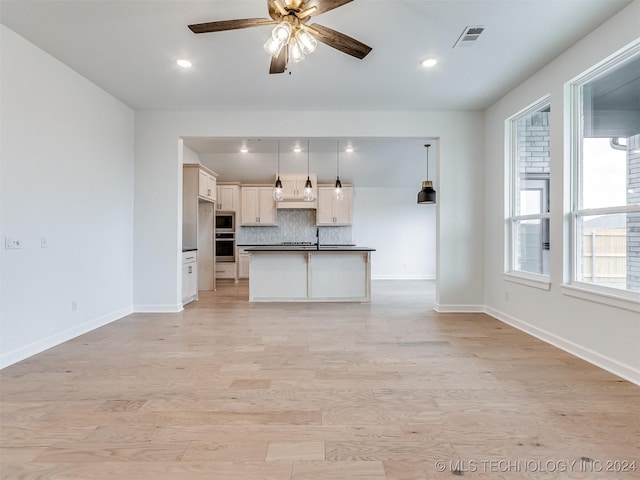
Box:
[1,280,639,479]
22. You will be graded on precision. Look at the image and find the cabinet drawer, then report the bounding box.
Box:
[182,251,197,264]
[215,262,236,279]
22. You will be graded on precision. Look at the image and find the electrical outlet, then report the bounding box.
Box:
[5,237,22,249]
[41,237,48,248]
[504,292,510,301]
[71,300,78,312]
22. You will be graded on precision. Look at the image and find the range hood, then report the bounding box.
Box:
[275,174,317,209]
[277,200,317,210]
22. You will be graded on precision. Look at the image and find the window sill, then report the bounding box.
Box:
[504,271,551,291]
[562,284,640,313]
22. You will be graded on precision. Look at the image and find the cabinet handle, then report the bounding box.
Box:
[188,266,192,274]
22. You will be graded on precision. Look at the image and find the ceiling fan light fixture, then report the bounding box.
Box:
[289,37,306,63]
[296,29,317,55]
[264,36,284,58]
[272,21,292,44]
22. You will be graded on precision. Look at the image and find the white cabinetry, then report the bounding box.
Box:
[198,168,217,202]
[316,185,353,225]
[241,186,277,226]
[183,164,218,298]
[182,251,198,304]
[237,247,250,279]
[216,183,240,212]
[215,262,236,280]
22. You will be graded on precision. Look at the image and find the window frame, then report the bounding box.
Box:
[504,96,552,289]
[566,40,640,309]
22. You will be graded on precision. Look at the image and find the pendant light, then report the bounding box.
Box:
[417,143,436,204]
[333,140,344,201]
[273,140,284,201]
[303,139,315,202]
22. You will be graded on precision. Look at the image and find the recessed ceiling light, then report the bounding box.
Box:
[176,59,192,68]
[421,58,437,68]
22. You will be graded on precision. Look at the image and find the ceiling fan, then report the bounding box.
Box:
[188,0,372,74]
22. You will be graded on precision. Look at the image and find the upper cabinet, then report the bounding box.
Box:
[240,186,277,226]
[316,185,354,226]
[197,166,217,203]
[277,173,317,208]
[216,183,240,212]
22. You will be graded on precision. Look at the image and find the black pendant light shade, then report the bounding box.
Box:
[417,181,436,204]
[273,140,284,201]
[333,140,344,200]
[417,143,436,204]
[303,139,315,202]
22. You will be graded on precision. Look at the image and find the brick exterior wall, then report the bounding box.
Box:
[517,111,551,178]
[627,134,640,291]
[514,110,550,275]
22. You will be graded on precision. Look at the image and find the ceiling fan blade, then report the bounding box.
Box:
[188,18,275,34]
[307,23,372,59]
[269,45,288,74]
[303,0,354,16]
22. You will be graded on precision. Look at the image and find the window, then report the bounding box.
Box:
[569,43,640,299]
[506,98,551,282]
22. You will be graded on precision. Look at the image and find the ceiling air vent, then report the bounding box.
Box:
[453,25,485,48]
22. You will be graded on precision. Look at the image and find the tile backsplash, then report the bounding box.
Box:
[237,209,352,245]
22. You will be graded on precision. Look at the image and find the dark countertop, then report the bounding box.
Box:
[245,245,375,252]
[237,243,356,247]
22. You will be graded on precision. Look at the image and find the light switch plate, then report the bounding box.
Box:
[5,237,22,249]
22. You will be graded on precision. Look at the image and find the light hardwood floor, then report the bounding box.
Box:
[1,280,638,479]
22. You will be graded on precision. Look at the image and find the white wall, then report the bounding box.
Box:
[182,144,200,164]
[483,1,640,383]
[353,187,436,279]
[134,111,484,311]
[0,26,135,367]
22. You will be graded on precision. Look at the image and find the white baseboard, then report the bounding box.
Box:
[0,306,133,369]
[133,304,184,313]
[434,304,485,313]
[484,305,640,386]
[372,275,436,280]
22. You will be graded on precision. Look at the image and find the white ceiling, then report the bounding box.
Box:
[0,0,631,187]
[0,0,631,111]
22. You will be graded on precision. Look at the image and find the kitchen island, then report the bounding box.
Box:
[246,245,375,302]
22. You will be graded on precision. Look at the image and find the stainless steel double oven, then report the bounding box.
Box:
[215,213,235,263]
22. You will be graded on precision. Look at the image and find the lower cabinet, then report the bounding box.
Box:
[237,247,250,279]
[182,251,198,305]
[215,262,236,280]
